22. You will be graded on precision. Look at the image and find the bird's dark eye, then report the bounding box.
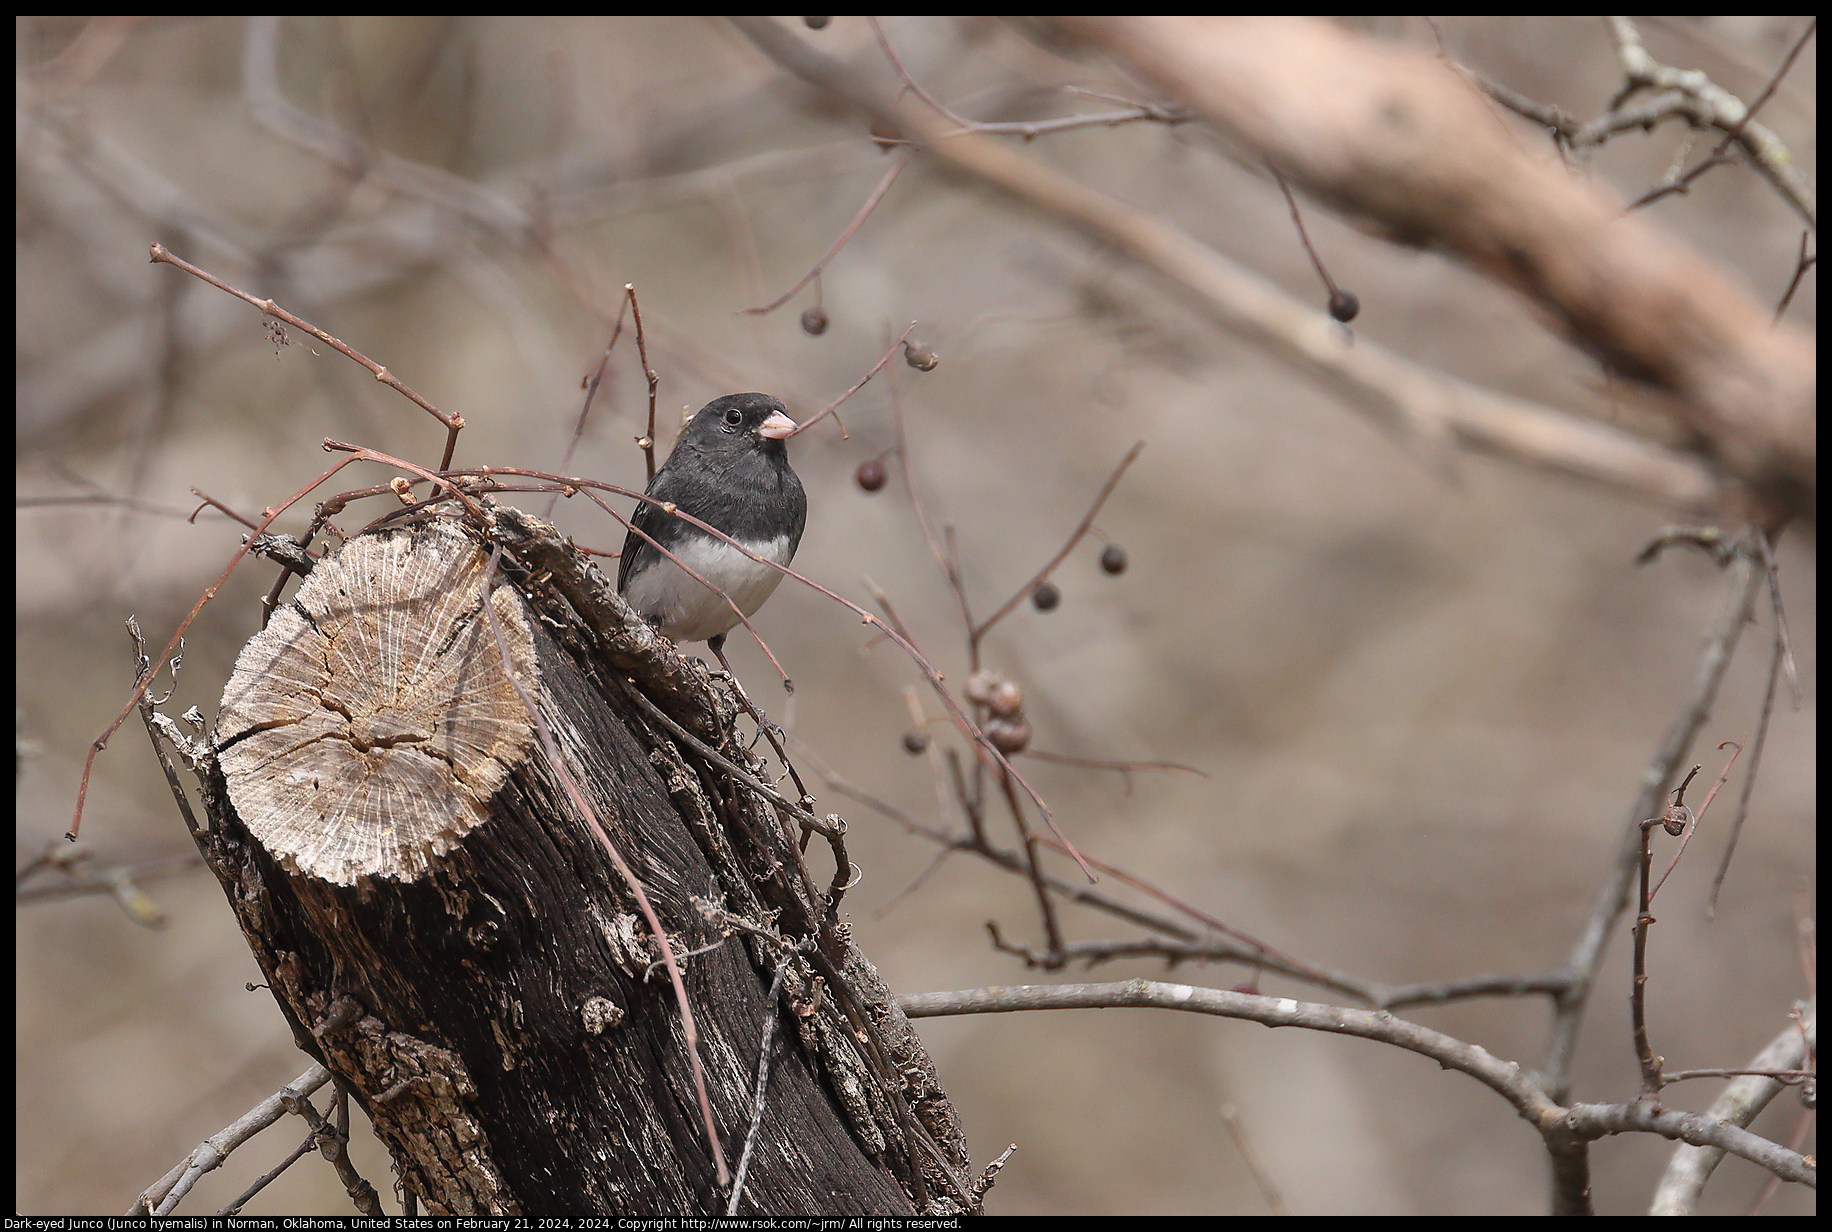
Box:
[723,406,744,428]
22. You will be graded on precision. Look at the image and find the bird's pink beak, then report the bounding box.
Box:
[759,410,798,440]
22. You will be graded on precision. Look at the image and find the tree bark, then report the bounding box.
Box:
[191,509,976,1215]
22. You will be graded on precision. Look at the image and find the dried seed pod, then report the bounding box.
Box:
[988,679,1023,719]
[855,458,887,492]
[902,730,930,755]
[1329,288,1360,323]
[1031,581,1060,611]
[800,305,829,335]
[1100,543,1129,575]
[903,340,939,371]
[986,716,1031,755]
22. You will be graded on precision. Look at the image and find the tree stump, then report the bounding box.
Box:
[191,509,976,1215]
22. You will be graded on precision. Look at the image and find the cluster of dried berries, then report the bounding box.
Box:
[966,668,1030,754]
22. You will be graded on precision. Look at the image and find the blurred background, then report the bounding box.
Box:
[16,15,1814,1216]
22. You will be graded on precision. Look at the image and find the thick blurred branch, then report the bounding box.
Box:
[1042,16,1814,518]
[730,16,1730,515]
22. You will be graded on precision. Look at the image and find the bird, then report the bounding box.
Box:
[617,393,807,656]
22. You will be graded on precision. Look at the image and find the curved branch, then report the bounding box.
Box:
[897,980,1817,1189]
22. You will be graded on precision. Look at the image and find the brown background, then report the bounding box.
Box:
[16,16,1815,1216]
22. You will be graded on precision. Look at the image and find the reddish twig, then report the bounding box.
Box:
[1219,1103,1289,1216]
[889,355,977,643]
[1709,530,1796,915]
[739,147,911,316]
[625,284,660,484]
[871,21,1186,142]
[859,576,1094,879]
[788,321,919,439]
[1773,231,1816,324]
[1626,150,1740,212]
[995,769,1066,963]
[545,295,631,517]
[1709,17,1816,161]
[1652,741,1742,901]
[869,17,976,129]
[1268,163,1348,308]
[147,243,463,470]
[68,453,368,839]
[972,441,1144,650]
[1021,747,1207,781]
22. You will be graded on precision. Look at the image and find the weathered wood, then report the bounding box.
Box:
[194,512,975,1215]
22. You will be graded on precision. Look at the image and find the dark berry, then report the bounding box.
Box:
[1031,581,1060,611]
[800,305,828,335]
[902,730,930,755]
[1099,543,1129,575]
[1328,288,1360,322]
[855,458,887,492]
[803,16,830,29]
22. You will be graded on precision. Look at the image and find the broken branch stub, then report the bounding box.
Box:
[216,520,538,885]
[192,512,974,1214]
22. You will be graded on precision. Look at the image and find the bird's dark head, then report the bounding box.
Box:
[684,393,797,457]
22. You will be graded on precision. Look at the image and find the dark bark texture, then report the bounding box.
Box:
[187,509,976,1215]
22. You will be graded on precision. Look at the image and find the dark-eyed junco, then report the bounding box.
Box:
[617,393,807,651]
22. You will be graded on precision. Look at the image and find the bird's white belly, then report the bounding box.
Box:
[623,533,793,643]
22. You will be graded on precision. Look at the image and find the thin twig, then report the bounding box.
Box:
[545,294,631,518]
[148,243,462,466]
[740,148,912,316]
[625,284,661,485]
[1219,1103,1289,1216]
[972,441,1144,648]
[1709,18,1816,160]
[788,321,919,439]
[1708,686,1776,916]
[69,453,367,840]
[1772,231,1816,324]
[726,942,807,1215]
[996,768,1065,965]
[1268,163,1342,299]
[1651,742,1740,901]
[869,16,975,129]
[888,354,976,646]
[1542,544,1764,1103]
